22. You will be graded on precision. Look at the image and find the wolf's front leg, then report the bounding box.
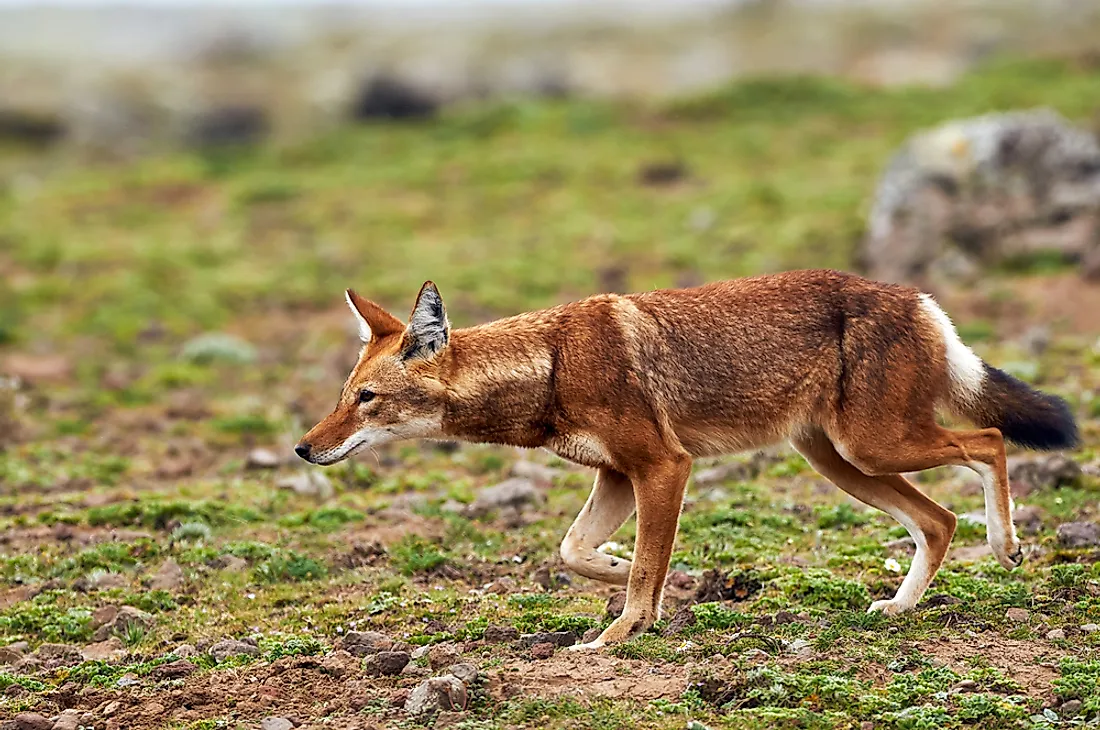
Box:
[570,454,691,650]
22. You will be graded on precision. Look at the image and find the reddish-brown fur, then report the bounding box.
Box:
[298,269,1077,649]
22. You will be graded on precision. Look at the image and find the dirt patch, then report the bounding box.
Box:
[492,652,688,701]
[917,634,1068,699]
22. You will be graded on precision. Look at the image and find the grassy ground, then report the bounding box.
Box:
[1,57,1100,729]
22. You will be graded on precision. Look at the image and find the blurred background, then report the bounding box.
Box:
[2,3,1100,723]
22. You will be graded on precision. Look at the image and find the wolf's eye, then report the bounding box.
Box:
[359,389,376,404]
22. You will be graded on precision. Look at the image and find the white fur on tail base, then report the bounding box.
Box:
[917,294,985,404]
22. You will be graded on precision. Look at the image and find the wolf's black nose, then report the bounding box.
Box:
[294,443,312,460]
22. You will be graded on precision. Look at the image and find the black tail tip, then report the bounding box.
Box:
[990,364,1082,450]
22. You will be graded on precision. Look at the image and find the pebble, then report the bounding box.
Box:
[13,713,51,730]
[530,642,555,660]
[1081,623,1100,634]
[1005,608,1030,623]
[247,448,282,469]
[1046,629,1066,641]
[260,719,294,730]
[364,651,411,677]
[482,625,519,643]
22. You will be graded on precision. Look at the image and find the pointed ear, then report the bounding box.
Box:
[345,289,404,343]
[401,281,450,361]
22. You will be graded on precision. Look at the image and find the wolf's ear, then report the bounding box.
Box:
[345,289,404,343]
[402,281,450,361]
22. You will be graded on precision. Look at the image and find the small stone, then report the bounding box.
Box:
[860,722,874,730]
[212,555,249,572]
[13,714,51,730]
[582,627,603,644]
[102,701,121,717]
[482,625,519,643]
[1080,623,1100,633]
[1046,629,1066,640]
[247,448,282,469]
[208,639,260,662]
[530,642,555,660]
[339,630,393,656]
[464,478,544,519]
[116,674,139,688]
[405,676,468,716]
[605,592,627,618]
[510,461,561,485]
[171,644,197,658]
[1013,505,1044,535]
[950,679,978,694]
[0,644,25,665]
[151,659,197,679]
[786,639,812,656]
[743,648,769,662]
[276,471,334,498]
[1057,522,1100,548]
[181,333,257,364]
[428,643,461,670]
[148,560,185,592]
[141,701,165,716]
[448,663,478,684]
[519,631,577,649]
[260,719,293,730]
[51,709,81,730]
[81,638,128,662]
[773,611,799,625]
[485,576,518,594]
[403,664,431,678]
[1005,608,1030,623]
[364,651,410,677]
[1061,699,1083,718]
[320,649,357,678]
[91,605,119,629]
[389,689,410,708]
[663,606,698,635]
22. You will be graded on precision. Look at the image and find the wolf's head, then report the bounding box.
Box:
[295,282,450,465]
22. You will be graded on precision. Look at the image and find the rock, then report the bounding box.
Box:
[885,537,917,554]
[208,639,260,662]
[428,643,461,671]
[1013,506,1044,535]
[116,674,139,688]
[485,577,517,595]
[51,709,81,730]
[1061,699,1083,718]
[320,650,357,678]
[464,478,543,519]
[403,664,431,678]
[92,606,154,642]
[13,713,51,730]
[92,605,120,629]
[81,638,128,662]
[605,592,627,618]
[693,461,755,486]
[862,109,1100,286]
[510,461,560,485]
[149,560,185,592]
[350,76,439,123]
[1005,608,1030,623]
[180,333,257,364]
[246,448,282,469]
[530,642,555,660]
[786,639,812,656]
[482,625,519,643]
[663,606,698,635]
[449,663,478,684]
[1010,455,1081,494]
[364,651,410,677]
[102,700,121,716]
[1046,629,1066,640]
[0,644,25,665]
[212,555,249,572]
[1057,522,1100,548]
[83,572,129,591]
[532,565,570,591]
[1080,623,1100,633]
[404,676,468,716]
[171,644,197,658]
[519,631,577,649]
[185,105,268,149]
[950,679,978,694]
[34,644,83,670]
[638,160,688,187]
[582,628,602,644]
[151,659,197,679]
[340,631,394,657]
[276,471,333,499]
[260,718,294,730]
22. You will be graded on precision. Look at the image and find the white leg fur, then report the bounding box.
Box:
[968,460,1021,570]
[868,510,933,615]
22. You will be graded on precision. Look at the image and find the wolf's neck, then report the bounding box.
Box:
[438,317,558,449]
